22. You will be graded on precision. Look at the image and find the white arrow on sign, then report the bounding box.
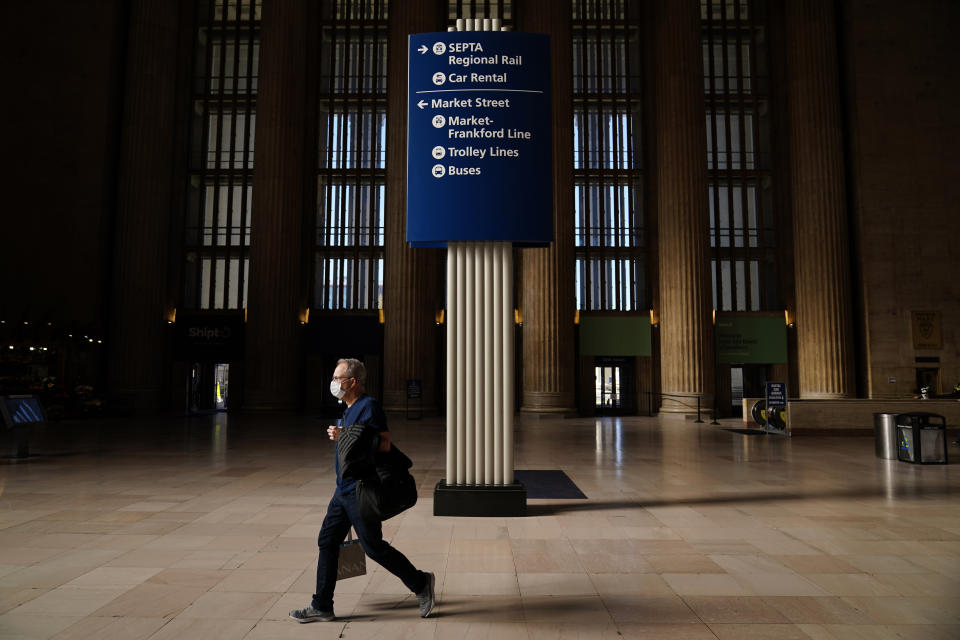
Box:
[417,100,428,109]
[418,45,428,54]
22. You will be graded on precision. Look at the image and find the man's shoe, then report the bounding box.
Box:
[289,606,335,623]
[417,571,436,618]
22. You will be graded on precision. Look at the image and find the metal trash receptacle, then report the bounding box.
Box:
[873,413,898,459]
[896,412,948,464]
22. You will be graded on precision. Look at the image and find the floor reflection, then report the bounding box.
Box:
[211,411,228,463]
[1,413,958,638]
[594,417,623,468]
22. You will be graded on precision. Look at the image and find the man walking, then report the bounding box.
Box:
[290,358,435,622]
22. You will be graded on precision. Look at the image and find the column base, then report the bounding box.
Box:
[433,480,526,517]
[109,387,164,413]
[521,391,576,414]
[519,409,579,419]
[241,399,298,412]
[798,392,852,400]
[242,386,299,412]
[660,393,711,417]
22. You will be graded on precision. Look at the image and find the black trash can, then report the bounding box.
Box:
[896,412,948,464]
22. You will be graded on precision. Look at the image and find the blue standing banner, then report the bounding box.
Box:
[764,381,789,435]
[407,32,552,246]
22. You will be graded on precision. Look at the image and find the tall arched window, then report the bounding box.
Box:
[183,0,260,310]
[313,0,389,310]
[572,0,646,311]
[702,0,778,311]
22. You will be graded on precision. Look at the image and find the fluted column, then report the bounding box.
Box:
[383,0,444,412]
[787,0,853,398]
[517,0,576,413]
[108,0,181,410]
[654,0,714,413]
[244,0,309,410]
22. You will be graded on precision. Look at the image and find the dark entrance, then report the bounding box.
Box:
[916,367,940,396]
[594,356,635,415]
[730,364,768,417]
[188,362,232,413]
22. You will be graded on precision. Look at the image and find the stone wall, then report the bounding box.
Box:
[844,0,960,398]
[4,2,127,326]
[788,399,960,432]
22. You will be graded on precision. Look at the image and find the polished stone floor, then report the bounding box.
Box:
[0,412,958,639]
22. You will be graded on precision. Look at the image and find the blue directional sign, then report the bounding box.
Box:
[764,381,788,434]
[406,32,552,247]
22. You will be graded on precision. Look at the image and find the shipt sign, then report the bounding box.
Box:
[406,32,552,247]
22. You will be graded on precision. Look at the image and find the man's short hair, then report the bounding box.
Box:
[337,358,367,386]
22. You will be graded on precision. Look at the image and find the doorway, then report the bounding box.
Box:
[214,363,230,410]
[188,362,231,413]
[729,365,769,417]
[594,357,635,415]
[915,367,940,396]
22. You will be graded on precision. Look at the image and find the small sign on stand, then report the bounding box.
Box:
[406,379,423,420]
[764,382,789,436]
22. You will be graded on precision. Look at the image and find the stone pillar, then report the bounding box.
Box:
[382,0,444,412]
[654,0,714,413]
[244,0,309,410]
[517,0,576,413]
[108,0,181,410]
[787,0,854,398]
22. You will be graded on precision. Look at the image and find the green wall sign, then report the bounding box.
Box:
[580,316,651,356]
[715,315,788,364]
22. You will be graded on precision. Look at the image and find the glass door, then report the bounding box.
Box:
[595,365,621,412]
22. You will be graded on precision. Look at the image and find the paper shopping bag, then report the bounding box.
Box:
[336,529,366,580]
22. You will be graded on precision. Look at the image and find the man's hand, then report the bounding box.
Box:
[327,425,343,441]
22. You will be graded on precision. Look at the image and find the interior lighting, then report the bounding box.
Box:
[649,308,659,327]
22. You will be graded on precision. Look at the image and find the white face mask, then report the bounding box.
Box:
[330,379,346,399]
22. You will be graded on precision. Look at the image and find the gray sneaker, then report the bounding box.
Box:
[289,606,335,623]
[417,571,436,618]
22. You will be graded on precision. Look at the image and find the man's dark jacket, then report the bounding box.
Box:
[337,424,418,521]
